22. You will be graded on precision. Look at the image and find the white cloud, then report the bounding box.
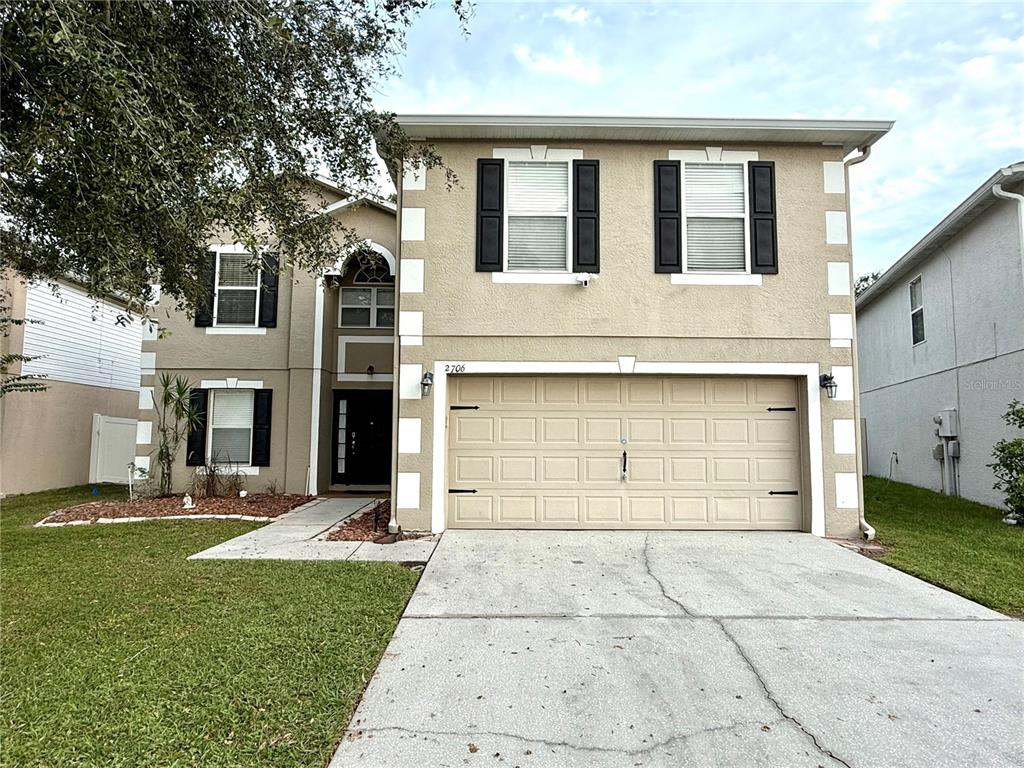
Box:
[959,55,996,79]
[865,34,881,50]
[512,43,602,84]
[867,0,902,22]
[547,4,594,25]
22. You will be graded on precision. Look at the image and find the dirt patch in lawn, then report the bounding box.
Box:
[40,494,312,525]
[326,499,392,541]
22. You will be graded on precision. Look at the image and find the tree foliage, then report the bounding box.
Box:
[990,400,1024,523]
[854,270,881,297]
[1,0,464,318]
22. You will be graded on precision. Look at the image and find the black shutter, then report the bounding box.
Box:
[572,160,600,273]
[194,253,216,327]
[475,159,504,272]
[251,389,273,467]
[654,161,682,273]
[185,389,208,466]
[258,252,279,328]
[749,161,778,275]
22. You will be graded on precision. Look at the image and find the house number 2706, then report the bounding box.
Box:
[445,364,466,373]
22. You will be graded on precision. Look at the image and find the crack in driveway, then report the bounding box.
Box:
[715,619,854,768]
[642,532,694,616]
[345,718,786,759]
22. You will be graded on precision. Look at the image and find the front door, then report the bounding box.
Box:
[332,390,393,485]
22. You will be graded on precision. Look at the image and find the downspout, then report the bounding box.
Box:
[307,277,325,495]
[387,160,403,534]
[845,145,876,540]
[992,177,1024,293]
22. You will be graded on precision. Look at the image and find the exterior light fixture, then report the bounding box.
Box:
[366,364,375,376]
[420,371,434,396]
[819,373,838,399]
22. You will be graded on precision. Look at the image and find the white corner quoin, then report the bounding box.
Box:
[428,361,826,537]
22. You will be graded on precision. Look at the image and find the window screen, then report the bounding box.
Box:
[507,161,569,272]
[216,254,259,325]
[684,163,746,272]
[210,390,253,464]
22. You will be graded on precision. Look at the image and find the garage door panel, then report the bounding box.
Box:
[456,377,495,404]
[448,376,804,530]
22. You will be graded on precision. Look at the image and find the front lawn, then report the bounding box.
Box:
[864,476,1024,617]
[1,484,418,767]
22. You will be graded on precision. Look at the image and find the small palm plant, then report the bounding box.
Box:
[153,373,201,496]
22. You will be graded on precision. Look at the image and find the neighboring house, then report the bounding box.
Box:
[856,162,1024,507]
[138,179,398,495]
[390,114,891,539]
[0,277,142,495]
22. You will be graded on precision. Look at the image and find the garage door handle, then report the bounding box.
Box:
[621,450,628,481]
[768,490,799,496]
[766,407,796,412]
[448,488,478,494]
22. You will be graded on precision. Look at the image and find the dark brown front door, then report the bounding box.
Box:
[332,390,392,485]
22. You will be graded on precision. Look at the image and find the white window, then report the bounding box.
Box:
[505,160,571,272]
[209,389,253,464]
[340,287,394,328]
[214,253,260,326]
[682,162,748,272]
[910,276,925,345]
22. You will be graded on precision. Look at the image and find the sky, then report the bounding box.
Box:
[375,0,1024,278]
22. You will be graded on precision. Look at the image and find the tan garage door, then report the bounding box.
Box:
[447,375,804,530]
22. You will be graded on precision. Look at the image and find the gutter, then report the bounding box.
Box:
[992,174,1024,292]
[844,145,876,541]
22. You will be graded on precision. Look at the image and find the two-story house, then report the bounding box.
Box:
[391,115,891,539]
[856,162,1024,507]
[138,179,398,495]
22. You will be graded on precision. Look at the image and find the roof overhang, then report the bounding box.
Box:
[856,162,1024,311]
[396,114,894,155]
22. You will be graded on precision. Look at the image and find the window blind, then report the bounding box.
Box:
[684,163,745,217]
[686,218,746,271]
[507,216,568,271]
[211,390,253,464]
[218,254,257,287]
[507,162,569,212]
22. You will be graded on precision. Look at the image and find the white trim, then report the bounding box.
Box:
[492,272,585,284]
[401,208,425,241]
[823,161,846,194]
[336,335,394,381]
[829,313,853,347]
[827,262,851,296]
[200,378,264,389]
[502,156,574,274]
[399,364,423,400]
[133,455,151,477]
[402,160,426,191]
[308,279,325,495]
[831,365,854,401]
[337,373,394,383]
[398,417,422,454]
[825,211,849,245]
[427,360,826,537]
[909,274,926,345]
[401,335,423,347]
[833,419,856,455]
[205,327,267,336]
[325,241,397,277]
[136,421,152,445]
[669,147,759,164]
[196,464,261,476]
[670,273,763,286]
[142,322,159,341]
[492,146,585,162]
[396,472,420,509]
[139,387,154,410]
[320,195,397,216]
[835,472,859,509]
[617,356,636,374]
[212,250,262,329]
[140,352,156,375]
[400,259,424,293]
[338,284,396,329]
[493,147,532,160]
[399,311,423,337]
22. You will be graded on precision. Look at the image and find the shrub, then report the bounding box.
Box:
[989,399,1024,524]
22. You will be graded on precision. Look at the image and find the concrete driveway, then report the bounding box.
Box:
[330,532,1023,767]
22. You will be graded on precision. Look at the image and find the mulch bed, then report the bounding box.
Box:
[325,498,432,543]
[40,493,313,525]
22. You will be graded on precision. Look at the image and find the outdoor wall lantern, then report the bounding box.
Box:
[366,364,375,377]
[819,373,838,399]
[420,371,434,397]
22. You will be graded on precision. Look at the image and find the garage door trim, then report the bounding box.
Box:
[429,361,825,536]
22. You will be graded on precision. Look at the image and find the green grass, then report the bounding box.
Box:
[1,484,418,767]
[864,476,1024,617]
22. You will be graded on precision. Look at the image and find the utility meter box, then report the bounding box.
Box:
[935,409,959,438]
[932,443,945,461]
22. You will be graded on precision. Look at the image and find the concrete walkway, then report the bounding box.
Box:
[187,497,438,563]
[331,531,1023,768]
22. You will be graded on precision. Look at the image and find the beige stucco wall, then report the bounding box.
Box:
[141,199,397,495]
[1,381,139,495]
[394,139,863,537]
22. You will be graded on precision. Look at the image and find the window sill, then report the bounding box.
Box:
[206,326,267,335]
[197,465,261,476]
[491,272,586,285]
[670,273,763,286]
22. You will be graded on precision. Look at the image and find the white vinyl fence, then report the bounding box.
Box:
[89,414,138,484]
